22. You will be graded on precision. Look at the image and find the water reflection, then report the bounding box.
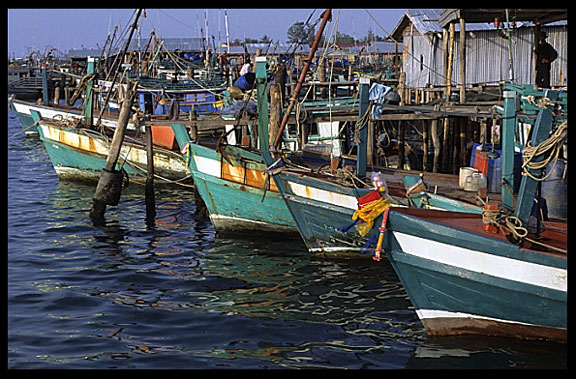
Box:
[8,163,567,368]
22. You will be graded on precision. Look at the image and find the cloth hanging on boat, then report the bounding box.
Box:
[221,100,257,117]
[180,141,192,166]
[168,99,180,120]
[368,83,392,119]
[352,190,390,237]
[265,158,285,176]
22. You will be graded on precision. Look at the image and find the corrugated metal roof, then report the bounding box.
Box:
[393,9,566,41]
[223,43,311,55]
[129,38,205,51]
[67,48,104,58]
[405,9,444,34]
[400,22,568,88]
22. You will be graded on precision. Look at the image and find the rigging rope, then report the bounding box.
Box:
[522,120,567,181]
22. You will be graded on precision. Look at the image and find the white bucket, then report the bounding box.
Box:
[459,167,478,189]
[464,172,488,192]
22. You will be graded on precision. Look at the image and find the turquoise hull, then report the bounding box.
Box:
[36,120,190,185]
[385,208,567,341]
[271,170,376,255]
[171,123,297,235]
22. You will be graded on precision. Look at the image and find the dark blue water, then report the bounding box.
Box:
[7,108,567,369]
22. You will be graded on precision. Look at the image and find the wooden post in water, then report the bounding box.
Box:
[398,72,406,106]
[452,118,460,174]
[53,87,60,105]
[84,57,96,129]
[367,119,374,167]
[441,117,450,172]
[145,121,156,226]
[89,81,138,224]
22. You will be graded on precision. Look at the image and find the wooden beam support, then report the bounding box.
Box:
[459,17,466,104]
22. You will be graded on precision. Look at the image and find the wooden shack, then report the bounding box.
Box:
[390,8,568,102]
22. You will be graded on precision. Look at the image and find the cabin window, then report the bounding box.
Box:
[420,55,424,71]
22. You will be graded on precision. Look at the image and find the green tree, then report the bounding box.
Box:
[358,29,385,43]
[287,22,315,44]
[335,32,355,44]
[260,35,273,43]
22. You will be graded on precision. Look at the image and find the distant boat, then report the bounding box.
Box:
[9,97,135,136]
[8,65,55,101]
[103,76,228,116]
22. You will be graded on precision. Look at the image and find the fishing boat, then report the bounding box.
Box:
[166,11,357,237]
[135,76,227,116]
[169,91,362,236]
[8,64,56,101]
[170,120,297,235]
[384,206,566,341]
[383,85,567,341]
[257,63,484,256]
[31,111,191,186]
[9,97,135,136]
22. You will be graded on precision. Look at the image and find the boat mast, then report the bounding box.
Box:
[272,9,332,150]
[224,9,231,53]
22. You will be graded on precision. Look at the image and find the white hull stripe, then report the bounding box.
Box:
[288,182,358,210]
[393,232,567,292]
[416,309,564,329]
[193,155,221,177]
[309,246,363,253]
[210,214,267,225]
[40,124,186,171]
[13,102,122,128]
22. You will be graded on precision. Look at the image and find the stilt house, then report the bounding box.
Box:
[390,8,567,97]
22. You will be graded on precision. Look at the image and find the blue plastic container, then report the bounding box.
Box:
[471,143,521,193]
[233,72,256,91]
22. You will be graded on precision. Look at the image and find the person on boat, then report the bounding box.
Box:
[534,31,558,88]
[240,56,252,76]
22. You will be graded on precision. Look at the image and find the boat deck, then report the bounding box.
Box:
[392,207,567,257]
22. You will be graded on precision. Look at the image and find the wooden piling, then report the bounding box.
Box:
[398,72,406,106]
[459,117,467,168]
[480,119,488,145]
[145,121,156,226]
[441,117,450,172]
[89,80,138,223]
[452,118,460,174]
[367,120,374,166]
[53,87,60,105]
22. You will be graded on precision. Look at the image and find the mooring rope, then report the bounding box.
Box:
[522,120,567,181]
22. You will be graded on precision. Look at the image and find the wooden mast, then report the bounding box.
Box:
[272,9,332,150]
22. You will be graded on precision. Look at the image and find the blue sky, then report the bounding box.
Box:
[7,8,406,58]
